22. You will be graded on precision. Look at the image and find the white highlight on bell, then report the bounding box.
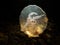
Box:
[28,12,38,16]
[24,12,45,26]
[33,14,45,20]
[28,12,45,20]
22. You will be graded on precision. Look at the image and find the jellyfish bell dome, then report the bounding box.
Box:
[19,5,48,37]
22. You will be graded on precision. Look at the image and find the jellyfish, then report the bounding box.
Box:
[19,5,48,37]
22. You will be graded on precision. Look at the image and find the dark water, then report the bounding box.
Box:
[0,0,59,45]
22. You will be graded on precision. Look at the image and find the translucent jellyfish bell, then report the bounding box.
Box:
[19,5,48,37]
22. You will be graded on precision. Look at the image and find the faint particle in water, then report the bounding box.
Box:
[46,34,51,38]
[19,5,48,37]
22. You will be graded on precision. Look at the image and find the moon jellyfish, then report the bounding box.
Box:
[19,5,48,37]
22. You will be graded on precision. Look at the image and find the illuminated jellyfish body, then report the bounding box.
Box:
[19,5,48,37]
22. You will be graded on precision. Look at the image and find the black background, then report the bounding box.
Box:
[0,0,59,45]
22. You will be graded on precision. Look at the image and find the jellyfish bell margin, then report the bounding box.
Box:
[19,5,48,37]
